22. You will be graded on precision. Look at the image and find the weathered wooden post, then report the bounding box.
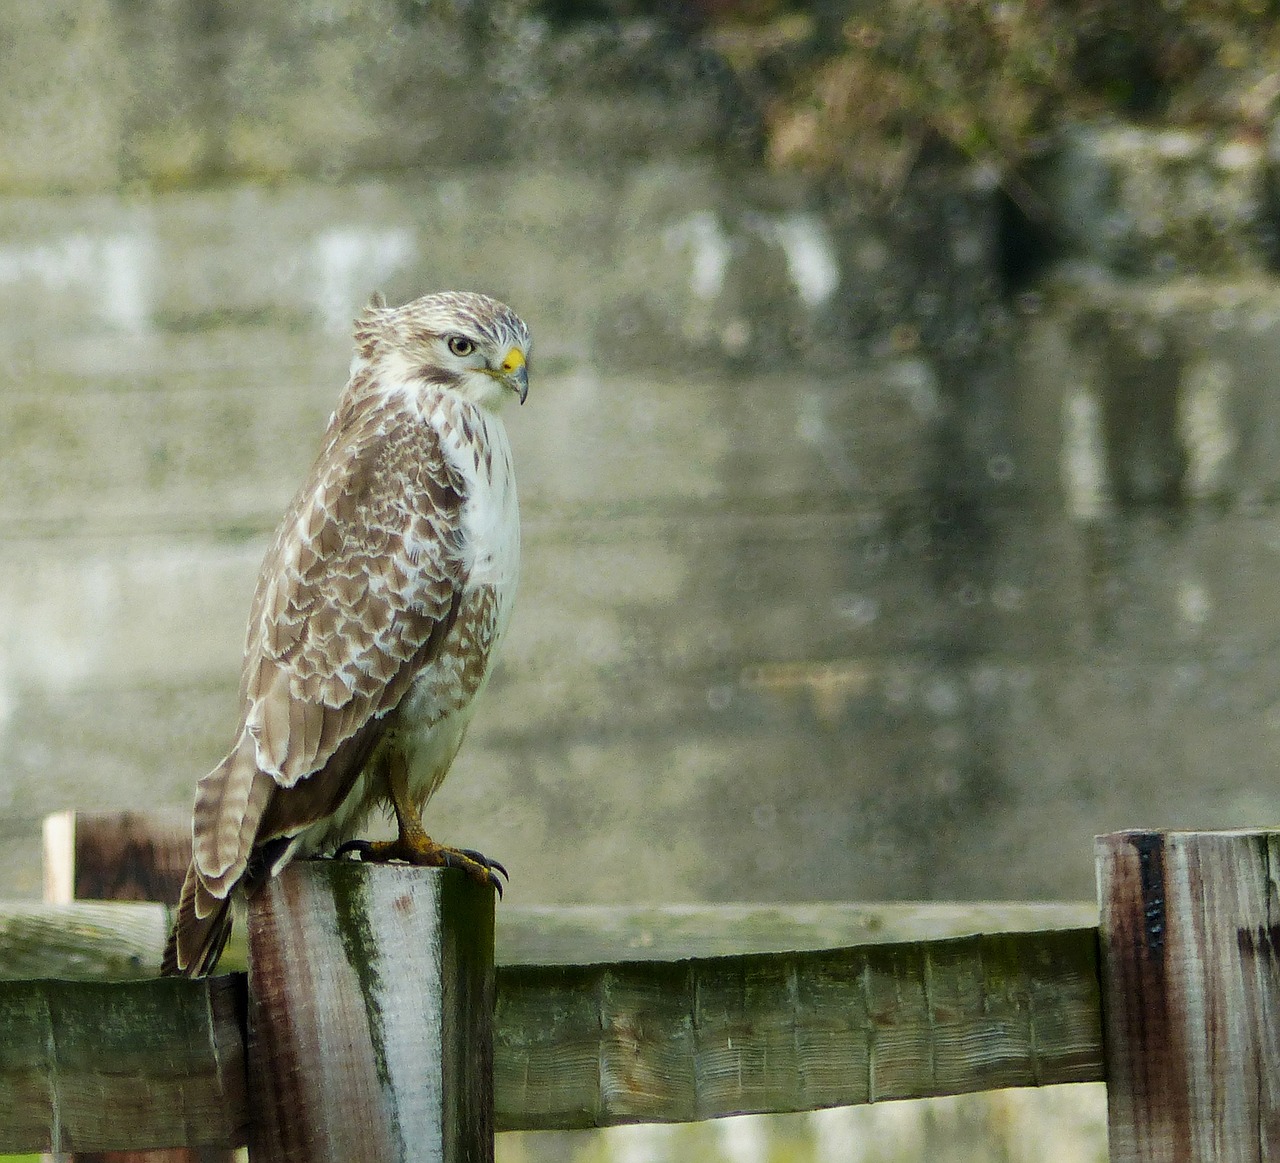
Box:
[42,809,238,1163]
[43,810,191,908]
[1097,829,1280,1161]
[247,861,495,1163]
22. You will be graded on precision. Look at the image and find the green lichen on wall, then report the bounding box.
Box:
[694,1,1280,184]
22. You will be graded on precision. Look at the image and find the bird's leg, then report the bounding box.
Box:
[334,751,507,895]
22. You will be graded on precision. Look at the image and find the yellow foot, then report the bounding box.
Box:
[334,836,508,896]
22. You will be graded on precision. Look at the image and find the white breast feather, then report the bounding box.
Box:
[397,401,519,802]
[288,394,520,853]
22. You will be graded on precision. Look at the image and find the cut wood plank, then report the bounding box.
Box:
[69,1150,240,1163]
[0,976,248,1154]
[0,923,1103,1150]
[43,809,191,906]
[246,862,495,1163]
[494,926,1103,1129]
[1097,829,1280,1162]
[0,902,169,980]
[42,809,237,1163]
[0,897,1096,979]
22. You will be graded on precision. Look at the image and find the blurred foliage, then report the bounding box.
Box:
[688,0,1280,187]
[501,1087,1109,1163]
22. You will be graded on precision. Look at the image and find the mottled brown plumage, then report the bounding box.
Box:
[164,291,530,976]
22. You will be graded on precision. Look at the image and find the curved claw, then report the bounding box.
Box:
[334,839,373,861]
[329,837,507,897]
[457,848,509,881]
[443,848,506,898]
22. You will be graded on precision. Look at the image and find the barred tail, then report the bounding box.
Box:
[162,861,234,977]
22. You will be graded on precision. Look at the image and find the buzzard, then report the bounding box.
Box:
[163,291,530,976]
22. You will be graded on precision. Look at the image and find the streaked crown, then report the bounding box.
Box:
[352,290,532,410]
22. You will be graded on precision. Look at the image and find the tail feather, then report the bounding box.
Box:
[162,861,234,977]
[192,732,272,894]
[166,732,272,976]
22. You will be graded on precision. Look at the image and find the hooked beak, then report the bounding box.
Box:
[500,347,529,405]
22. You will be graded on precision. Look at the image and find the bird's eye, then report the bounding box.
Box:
[447,335,475,357]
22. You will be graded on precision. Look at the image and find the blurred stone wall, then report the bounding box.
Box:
[2,0,1280,922]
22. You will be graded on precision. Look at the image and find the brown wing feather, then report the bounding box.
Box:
[167,391,469,975]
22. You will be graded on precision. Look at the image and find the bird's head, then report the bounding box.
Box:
[354,290,531,410]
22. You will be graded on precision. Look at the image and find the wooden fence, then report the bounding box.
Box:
[1,813,1276,1161]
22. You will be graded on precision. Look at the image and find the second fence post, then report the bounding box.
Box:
[247,861,496,1163]
[1097,829,1280,1162]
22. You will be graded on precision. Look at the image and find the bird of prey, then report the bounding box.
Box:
[163,290,530,976]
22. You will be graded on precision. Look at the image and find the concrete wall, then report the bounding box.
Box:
[3,2,1280,933]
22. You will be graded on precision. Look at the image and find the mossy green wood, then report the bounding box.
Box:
[0,976,247,1153]
[493,926,1103,1129]
[246,862,495,1163]
[0,898,1095,979]
[0,902,170,980]
[35,814,1096,971]
[0,905,1103,1148]
[42,808,240,1163]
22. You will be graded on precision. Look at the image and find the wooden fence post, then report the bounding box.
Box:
[247,861,495,1163]
[42,810,237,1163]
[43,810,191,908]
[1096,829,1280,1161]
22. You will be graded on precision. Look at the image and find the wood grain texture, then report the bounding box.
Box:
[246,862,495,1163]
[0,901,169,980]
[0,922,1102,1150]
[0,976,247,1153]
[1097,829,1280,1163]
[43,812,1093,970]
[43,809,192,907]
[45,808,193,906]
[493,926,1103,1130]
[0,898,1098,980]
[67,810,193,906]
[42,809,235,1163]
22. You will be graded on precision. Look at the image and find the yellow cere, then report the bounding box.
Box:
[500,347,526,373]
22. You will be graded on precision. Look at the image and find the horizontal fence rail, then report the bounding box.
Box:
[0,899,171,979]
[0,898,1098,978]
[0,904,1103,1153]
[9,814,1278,1160]
[494,927,1103,1129]
[0,975,248,1152]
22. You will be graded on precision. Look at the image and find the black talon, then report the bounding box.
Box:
[329,837,506,897]
[452,848,508,897]
[458,848,509,881]
[438,848,505,897]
